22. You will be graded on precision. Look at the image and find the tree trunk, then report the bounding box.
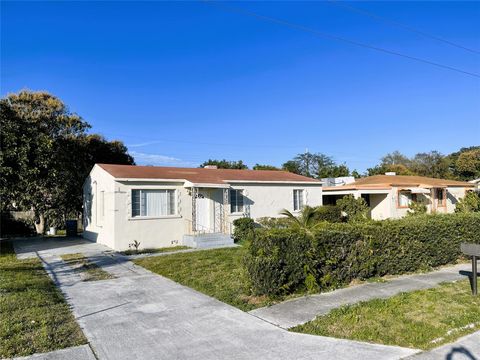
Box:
[34,211,45,235]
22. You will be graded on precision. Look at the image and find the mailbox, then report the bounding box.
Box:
[460,243,479,296]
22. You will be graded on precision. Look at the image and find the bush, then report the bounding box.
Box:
[455,191,480,213]
[256,217,290,229]
[0,212,35,237]
[336,195,369,222]
[232,217,256,243]
[245,213,480,295]
[407,201,428,216]
[312,205,342,223]
[244,229,311,295]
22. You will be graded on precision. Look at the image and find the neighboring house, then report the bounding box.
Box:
[469,178,480,191]
[323,173,474,220]
[321,176,355,187]
[83,164,323,250]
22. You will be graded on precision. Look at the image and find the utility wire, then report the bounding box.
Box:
[326,0,480,55]
[201,0,480,79]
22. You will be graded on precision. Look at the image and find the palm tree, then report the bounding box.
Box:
[279,206,323,234]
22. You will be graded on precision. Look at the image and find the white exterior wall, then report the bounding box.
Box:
[227,183,323,223]
[83,168,323,251]
[112,180,190,250]
[83,165,116,248]
[446,187,467,213]
[369,193,391,220]
[324,186,469,221]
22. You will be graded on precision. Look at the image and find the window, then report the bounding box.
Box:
[435,188,446,207]
[293,189,304,211]
[132,189,176,217]
[230,189,244,213]
[397,190,417,208]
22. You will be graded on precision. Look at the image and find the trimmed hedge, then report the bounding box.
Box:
[232,217,256,243]
[312,205,343,223]
[245,213,480,295]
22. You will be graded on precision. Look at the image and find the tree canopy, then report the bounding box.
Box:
[253,164,279,171]
[200,159,248,169]
[0,90,134,233]
[367,148,479,180]
[281,152,350,179]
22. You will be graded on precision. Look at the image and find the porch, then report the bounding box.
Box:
[183,185,234,248]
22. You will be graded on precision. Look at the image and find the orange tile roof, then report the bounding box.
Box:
[97,164,321,184]
[323,175,473,191]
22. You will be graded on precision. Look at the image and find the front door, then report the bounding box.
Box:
[195,192,211,232]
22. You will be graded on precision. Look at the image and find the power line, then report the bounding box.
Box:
[201,0,480,79]
[326,0,480,55]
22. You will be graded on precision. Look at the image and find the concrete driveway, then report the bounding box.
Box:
[14,237,418,360]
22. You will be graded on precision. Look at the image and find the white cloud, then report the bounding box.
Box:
[127,141,162,148]
[130,151,197,167]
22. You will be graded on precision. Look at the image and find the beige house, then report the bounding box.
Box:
[323,174,474,220]
[83,164,323,250]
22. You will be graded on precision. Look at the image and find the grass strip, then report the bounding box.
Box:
[291,279,480,350]
[0,240,86,358]
[61,253,114,281]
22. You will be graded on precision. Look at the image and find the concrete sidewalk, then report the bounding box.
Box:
[35,250,417,360]
[405,330,480,359]
[249,263,472,329]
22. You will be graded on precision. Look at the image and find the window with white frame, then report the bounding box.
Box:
[132,189,176,217]
[293,189,304,211]
[230,189,244,213]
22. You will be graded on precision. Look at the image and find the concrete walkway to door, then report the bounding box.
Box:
[14,237,418,360]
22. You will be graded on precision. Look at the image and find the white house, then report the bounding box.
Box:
[323,173,474,220]
[83,164,323,250]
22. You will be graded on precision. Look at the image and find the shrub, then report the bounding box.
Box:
[279,206,326,234]
[336,195,369,222]
[257,217,290,229]
[0,212,35,237]
[312,205,342,223]
[245,213,480,295]
[455,191,480,213]
[232,217,256,243]
[244,229,311,295]
[407,201,428,216]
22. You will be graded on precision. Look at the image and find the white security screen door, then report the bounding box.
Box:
[195,193,211,231]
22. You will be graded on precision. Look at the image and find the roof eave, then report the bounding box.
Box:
[224,180,323,184]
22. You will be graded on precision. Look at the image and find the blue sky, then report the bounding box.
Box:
[2,1,479,172]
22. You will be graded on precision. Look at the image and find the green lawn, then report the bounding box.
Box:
[61,253,114,281]
[291,280,480,350]
[121,245,190,256]
[0,241,87,358]
[135,247,283,311]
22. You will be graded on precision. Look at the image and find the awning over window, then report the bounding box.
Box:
[408,187,431,194]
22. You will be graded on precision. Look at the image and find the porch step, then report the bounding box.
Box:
[183,233,234,249]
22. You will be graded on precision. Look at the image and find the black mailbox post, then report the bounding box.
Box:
[460,243,480,295]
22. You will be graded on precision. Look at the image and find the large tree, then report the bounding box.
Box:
[253,164,279,170]
[0,90,134,233]
[282,152,350,178]
[380,151,411,166]
[448,146,480,180]
[52,134,134,226]
[410,151,450,178]
[367,163,415,176]
[200,159,248,169]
